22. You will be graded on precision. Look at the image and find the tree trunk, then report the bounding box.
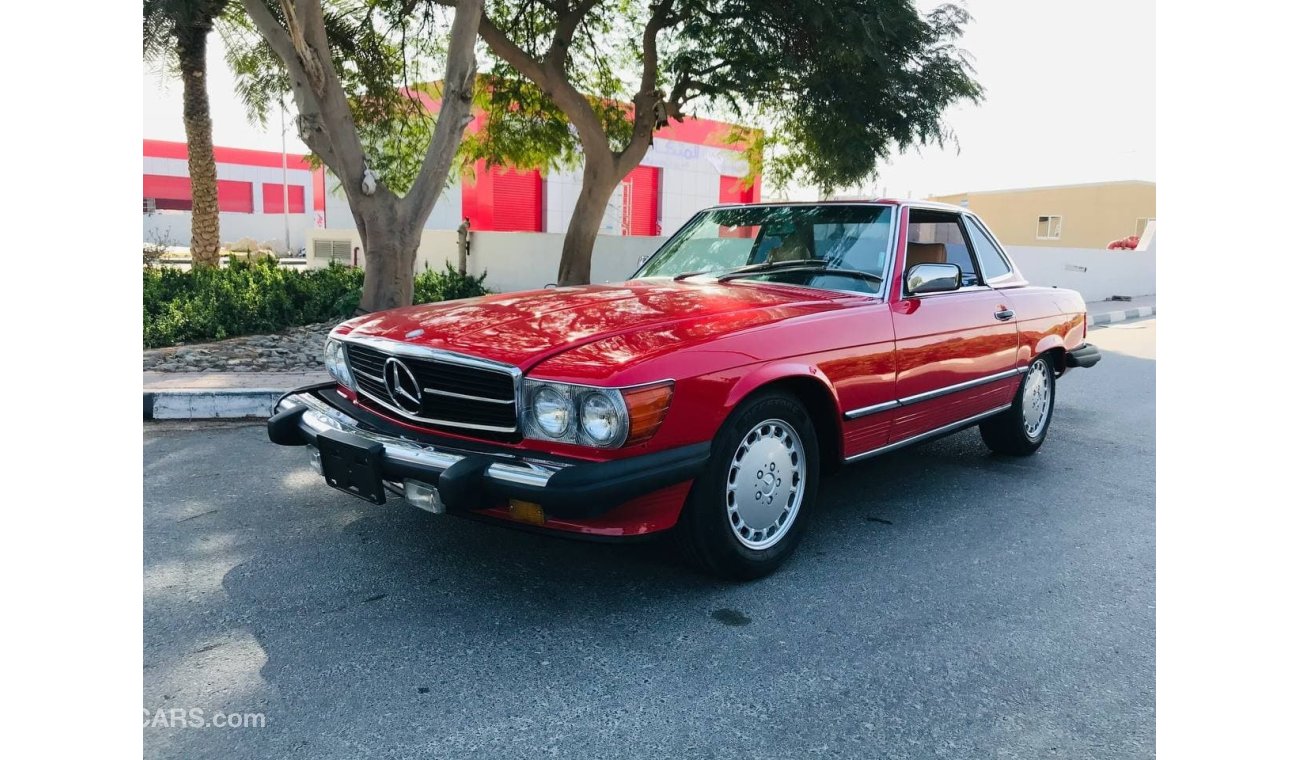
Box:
[177,30,221,268]
[356,203,420,312]
[557,157,622,286]
[240,0,482,310]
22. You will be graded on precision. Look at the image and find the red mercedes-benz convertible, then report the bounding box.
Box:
[268,200,1099,578]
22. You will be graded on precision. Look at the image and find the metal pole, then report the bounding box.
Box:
[280,99,291,255]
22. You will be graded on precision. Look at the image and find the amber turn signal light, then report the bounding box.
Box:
[621,382,674,446]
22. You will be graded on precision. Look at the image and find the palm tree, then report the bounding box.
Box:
[144,0,230,268]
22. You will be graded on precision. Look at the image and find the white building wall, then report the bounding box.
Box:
[306,228,1155,303]
[643,139,750,235]
[321,171,463,231]
[1006,246,1156,302]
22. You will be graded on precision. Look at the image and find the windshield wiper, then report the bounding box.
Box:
[714,260,883,283]
[673,258,835,282]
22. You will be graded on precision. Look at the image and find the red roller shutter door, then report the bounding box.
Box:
[718,175,758,238]
[217,180,254,213]
[262,183,306,214]
[719,175,756,204]
[491,168,543,232]
[625,166,661,236]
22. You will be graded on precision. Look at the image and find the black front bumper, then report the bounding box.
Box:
[1066,342,1102,369]
[267,384,710,519]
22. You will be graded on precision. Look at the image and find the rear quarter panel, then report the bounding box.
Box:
[998,286,1088,366]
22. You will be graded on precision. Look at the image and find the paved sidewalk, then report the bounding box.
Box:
[144,297,1155,420]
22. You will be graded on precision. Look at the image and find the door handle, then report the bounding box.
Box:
[994,308,1015,321]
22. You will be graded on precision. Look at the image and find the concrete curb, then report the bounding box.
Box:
[1088,304,1155,326]
[145,389,285,420]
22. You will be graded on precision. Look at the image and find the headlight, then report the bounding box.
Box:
[579,391,626,446]
[324,338,355,390]
[532,385,573,438]
[522,380,673,448]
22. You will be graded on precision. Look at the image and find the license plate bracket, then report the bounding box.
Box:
[316,430,387,504]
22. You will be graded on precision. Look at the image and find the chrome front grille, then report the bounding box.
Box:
[343,340,519,433]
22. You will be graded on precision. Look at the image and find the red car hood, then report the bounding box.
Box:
[337,280,861,372]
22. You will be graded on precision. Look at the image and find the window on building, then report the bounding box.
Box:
[906,209,979,287]
[263,183,306,214]
[1036,215,1063,240]
[217,180,254,213]
[964,216,1013,280]
[143,198,157,214]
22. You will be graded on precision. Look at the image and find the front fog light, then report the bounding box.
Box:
[404,480,445,514]
[580,392,623,445]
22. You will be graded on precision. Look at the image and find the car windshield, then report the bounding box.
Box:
[635,204,895,295]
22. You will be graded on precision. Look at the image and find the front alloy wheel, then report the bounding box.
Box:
[675,390,820,580]
[726,419,807,550]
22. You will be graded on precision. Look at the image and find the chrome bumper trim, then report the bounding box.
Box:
[279,393,564,489]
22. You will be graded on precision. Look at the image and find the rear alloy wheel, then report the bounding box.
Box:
[675,391,820,580]
[979,355,1056,455]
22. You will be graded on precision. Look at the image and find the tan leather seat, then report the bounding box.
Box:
[767,235,812,263]
[906,242,947,269]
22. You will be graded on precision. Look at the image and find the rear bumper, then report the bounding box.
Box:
[267,385,710,519]
[1066,342,1101,369]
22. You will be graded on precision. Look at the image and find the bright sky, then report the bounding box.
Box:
[142,0,1154,200]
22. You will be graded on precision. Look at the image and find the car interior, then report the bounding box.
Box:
[905,210,981,288]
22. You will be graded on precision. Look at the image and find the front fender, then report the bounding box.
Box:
[722,361,841,412]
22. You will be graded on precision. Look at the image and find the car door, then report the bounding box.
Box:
[888,208,1021,442]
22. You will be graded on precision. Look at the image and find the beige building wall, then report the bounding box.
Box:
[930,180,1155,249]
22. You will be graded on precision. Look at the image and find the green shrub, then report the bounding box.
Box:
[414,262,491,304]
[143,258,491,349]
[143,258,365,348]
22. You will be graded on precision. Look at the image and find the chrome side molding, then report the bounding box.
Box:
[844,366,1025,420]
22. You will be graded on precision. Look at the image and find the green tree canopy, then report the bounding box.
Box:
[431,0,982,284]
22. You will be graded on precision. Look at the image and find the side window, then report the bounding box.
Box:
[964,217,1012,279]
[906,210,979,287]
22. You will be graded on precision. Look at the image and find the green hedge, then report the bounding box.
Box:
[143,257,489,349]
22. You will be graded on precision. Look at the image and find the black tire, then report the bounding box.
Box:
[979,355,1056,456]
[674,390,820,580]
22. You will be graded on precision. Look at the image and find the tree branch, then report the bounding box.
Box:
[404,0,484,221]
[545,0,600,68]
[618,0,676,175]
[240,0,336,164]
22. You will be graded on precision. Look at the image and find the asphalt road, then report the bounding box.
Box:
[144,319,1156,759]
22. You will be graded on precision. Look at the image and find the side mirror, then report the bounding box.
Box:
[906,263,962,295]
